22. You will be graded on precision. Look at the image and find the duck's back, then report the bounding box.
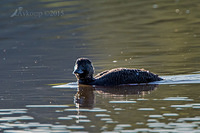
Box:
[93,68,162,86]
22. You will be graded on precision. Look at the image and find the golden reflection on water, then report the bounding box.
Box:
[65,0,200,75]
[12,0,199,76]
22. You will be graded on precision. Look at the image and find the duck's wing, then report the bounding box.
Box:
[94,68,162,86]
[95,70,109,78]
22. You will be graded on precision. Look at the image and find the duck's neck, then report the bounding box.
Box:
[78,75,95,84]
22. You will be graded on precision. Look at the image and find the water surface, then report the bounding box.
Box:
[1,0,200,132]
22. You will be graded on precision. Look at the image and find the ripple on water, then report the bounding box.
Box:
[101,118,113,121]
[114,124,132,131]
[147,123,166,128]
[121,128,200,133]
[95,114,110,117]
[1,122,55,132]
[102,131,120,133]
[76,119,91,123]
[170,104,193,110]
[137,98,149,101]
[177,117,200,122]
[137,108,155,111]
[26,123,52,127]
[0,109,27,111]
[2,123,53,129]
[0,112,13,115]
[106,121,118,124]
[67,115,87,119]
[89,108,107,112]
[4,128,71,133]
[0,116,34,122]
[4,131,32,133]
[3,123,84,132]
[149,115,163,118]
[0,125,13,130]
[171,103,200,109]
[191,103,200,109]
[26,105,69,108]
[0,109,27,115]
[67,125,84,129]
[163,113,179,117]
[136,122,144,125]
[2,121,84,132]
[50,125,68,131]
[114,108,125,111]
[168,122,198,128]
[163,97,193,101]
[147,119,159,123]
[109,101,136,104]
[122,129,150,133]
[58,117,73,120]
[64,108,107,112]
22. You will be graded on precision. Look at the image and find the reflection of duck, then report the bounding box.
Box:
[75,85,94,108]
[95,84,158,95]
[75,84,158,108]
[73,58,163,86]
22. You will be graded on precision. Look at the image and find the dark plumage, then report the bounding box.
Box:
[73,58,163,86]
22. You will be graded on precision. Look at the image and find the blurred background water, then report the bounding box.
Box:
[0,0,200,132]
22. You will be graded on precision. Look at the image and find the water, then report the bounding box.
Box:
[1,0,200,132]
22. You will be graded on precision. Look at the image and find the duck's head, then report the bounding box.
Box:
[73,58,94,83]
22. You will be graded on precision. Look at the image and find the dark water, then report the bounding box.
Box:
[1,0,200,132]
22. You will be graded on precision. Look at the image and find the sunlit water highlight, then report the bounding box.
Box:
[46,74,200,132]
[1,74,200,132]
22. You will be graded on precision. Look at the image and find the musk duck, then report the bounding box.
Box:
[73,58,163,86]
